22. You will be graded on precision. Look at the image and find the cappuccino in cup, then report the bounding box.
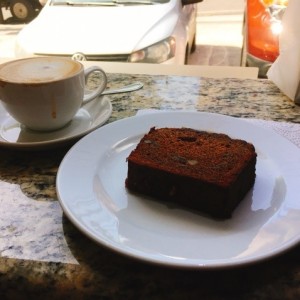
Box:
[0,57,107,131]
[0,57,82,84]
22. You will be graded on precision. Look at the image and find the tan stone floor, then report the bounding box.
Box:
[189,0,245,67]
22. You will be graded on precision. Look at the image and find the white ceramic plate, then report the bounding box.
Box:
[0,96,112,150]
[56,111,300,268]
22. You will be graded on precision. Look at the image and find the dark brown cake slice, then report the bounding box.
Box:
[125,127,257,219]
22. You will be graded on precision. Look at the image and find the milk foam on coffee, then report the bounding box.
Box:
[0,57,82,84]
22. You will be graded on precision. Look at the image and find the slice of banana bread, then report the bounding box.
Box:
[125,127,257,219]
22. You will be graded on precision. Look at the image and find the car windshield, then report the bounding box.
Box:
[51,0,169,6]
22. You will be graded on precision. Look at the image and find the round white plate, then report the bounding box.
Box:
[0,96,112,150]
[57,111,300,268]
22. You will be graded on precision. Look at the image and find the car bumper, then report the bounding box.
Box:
[246,53,273,78]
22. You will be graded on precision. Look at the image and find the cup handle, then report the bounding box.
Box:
[82,66,107,104]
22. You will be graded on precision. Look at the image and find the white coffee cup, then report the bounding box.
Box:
[0,57,107,131]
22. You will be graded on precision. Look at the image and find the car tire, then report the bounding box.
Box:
[10,0,35,22]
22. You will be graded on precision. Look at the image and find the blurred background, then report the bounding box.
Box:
[0,0,245,66]
[0,0,287,77]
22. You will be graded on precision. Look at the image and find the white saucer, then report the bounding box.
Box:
[0,96,112,150]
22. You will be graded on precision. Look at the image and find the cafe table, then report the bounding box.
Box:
[1,61,300,299]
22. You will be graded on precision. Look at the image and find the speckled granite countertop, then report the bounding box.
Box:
[1,73,300,300]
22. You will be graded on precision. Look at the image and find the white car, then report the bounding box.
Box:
[15,0,203,64]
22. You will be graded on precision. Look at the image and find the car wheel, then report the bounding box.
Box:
[10,0,35,22]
